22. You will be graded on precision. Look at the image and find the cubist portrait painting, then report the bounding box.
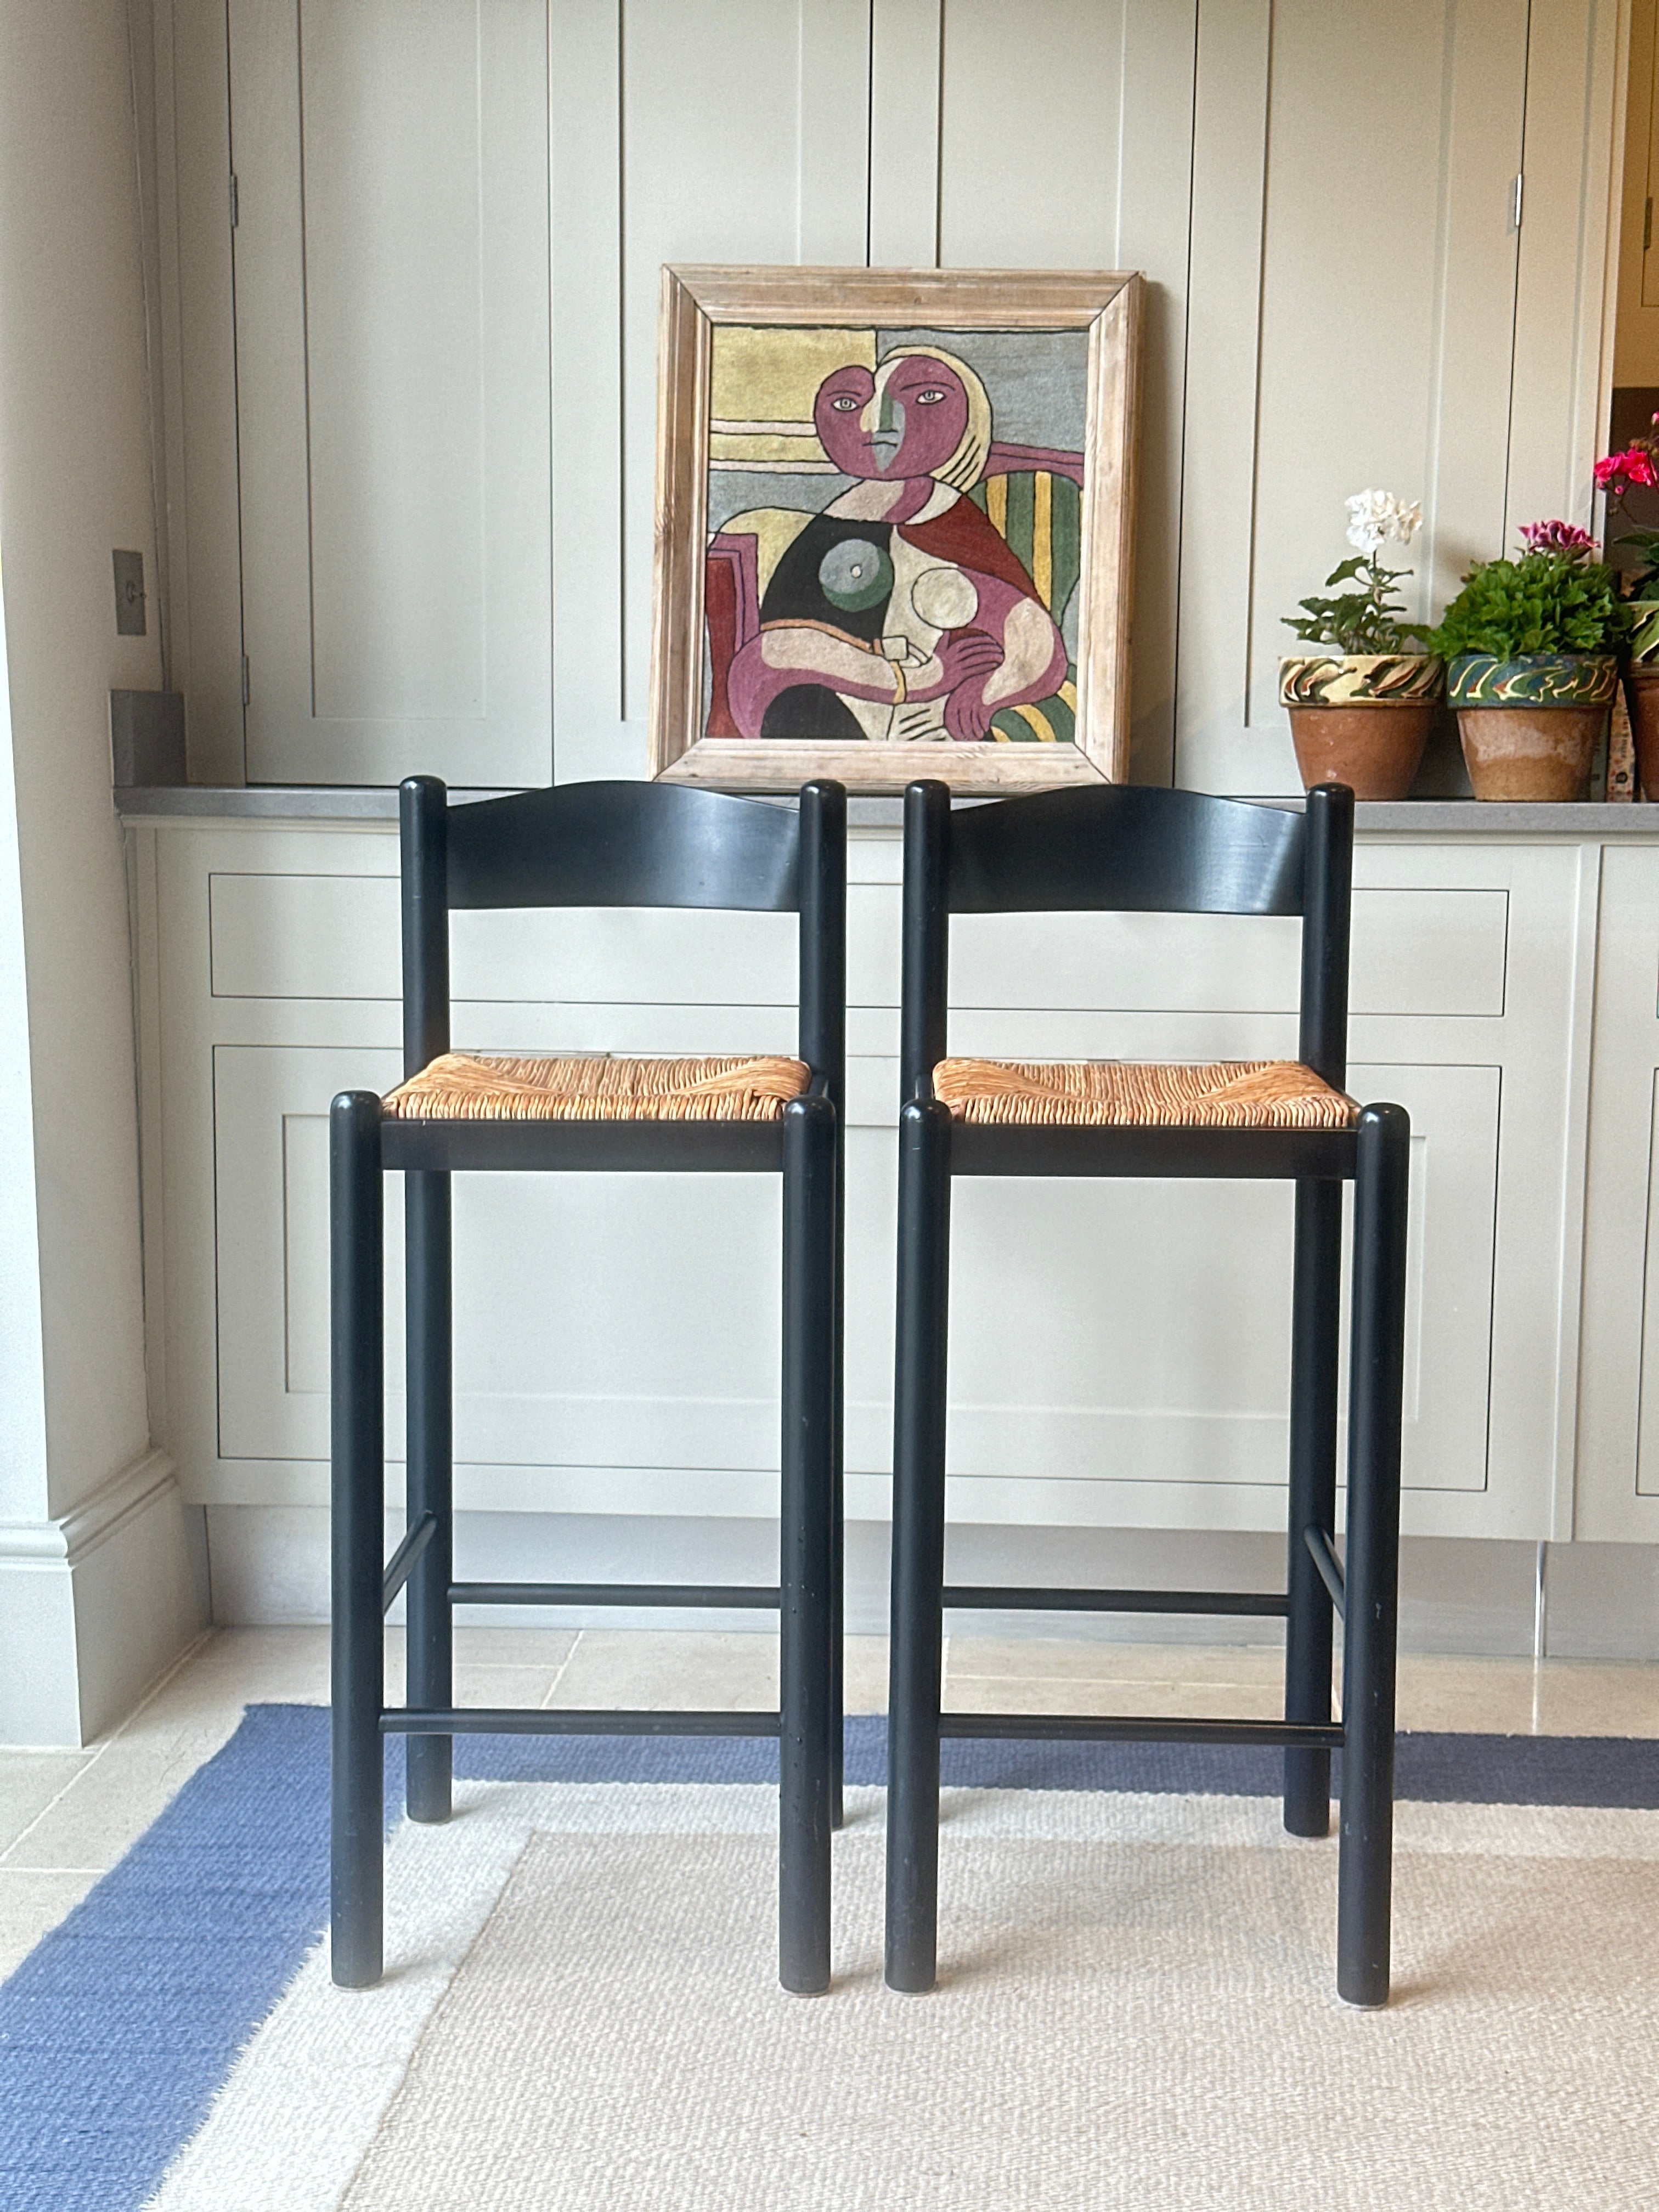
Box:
[703,324,1087,748]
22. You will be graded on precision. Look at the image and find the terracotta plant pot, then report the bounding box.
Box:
[1447,653,1617,802]
[1278,654,1443,800]
[1284,704,1436,800]
[1622,661,1659,798]
[1454,708,1607,800]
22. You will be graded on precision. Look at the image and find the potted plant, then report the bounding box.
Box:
[1425,523,1625,801]
[1596,430,1659,795]
[1279,490,1443,799]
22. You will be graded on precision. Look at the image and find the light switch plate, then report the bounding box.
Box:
[112,549,146,637]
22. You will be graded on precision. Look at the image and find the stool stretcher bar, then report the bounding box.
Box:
[937,1714,1346,1748]
[381,1513,437,1614]
[450,1581,781,1610]
[1304,1525,1347,1619]
[382,1707,783,1737]
[943,1585,1289,1617]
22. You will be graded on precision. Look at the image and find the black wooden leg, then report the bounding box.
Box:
[1285,1177,1342,1837]
[405,1170,453,1824]
[1338,1103,1410,2007]
[830,1116,846,1830]
[779,1094,836,1994]
[331,1092,385,1989]
[885,1097,952,1994]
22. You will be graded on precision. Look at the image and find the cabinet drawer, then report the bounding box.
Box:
[208,871,799,1004]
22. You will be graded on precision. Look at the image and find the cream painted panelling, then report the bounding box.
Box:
[137,820,1586,1544]
[1179,0,1530,794]
[158,1,1617,795]
[1577,845,1659,1538]
[227,0,552,785]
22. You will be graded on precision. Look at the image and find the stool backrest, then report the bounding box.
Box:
[399,776,846,1090]
[901,777,1353,1099]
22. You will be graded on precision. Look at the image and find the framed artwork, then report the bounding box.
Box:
[650,266,1142,795]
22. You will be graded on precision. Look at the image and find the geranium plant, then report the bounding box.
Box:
[1425,526,1628,661]
[1596,426,1659,656]
[1283,490,1427,654]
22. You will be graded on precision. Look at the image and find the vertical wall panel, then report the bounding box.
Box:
[933,1,1197,781]
[1171,0,1271,790]
[230,0,551,786]
[550,0,871,782]
[1179,0,1529,795]
[868,0,942,264]
[1508,0,1621,535]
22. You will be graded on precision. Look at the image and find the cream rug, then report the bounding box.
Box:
[144,1781,1659,2211]
[348,1818,1652,2210]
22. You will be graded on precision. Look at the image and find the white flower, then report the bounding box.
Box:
[1345,489,1421,555]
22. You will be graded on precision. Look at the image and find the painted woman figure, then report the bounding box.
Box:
[711,346,1068,743]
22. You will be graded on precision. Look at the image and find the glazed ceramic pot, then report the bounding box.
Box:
[1622,606,1659,797]
[1447,653,1618,802]
[1278,653,1443,800]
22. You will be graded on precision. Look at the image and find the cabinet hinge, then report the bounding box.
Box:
[241,654,250,707]
[1509,172,1523,234]
[229,172,239,230]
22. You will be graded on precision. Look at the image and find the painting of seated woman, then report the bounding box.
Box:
[651,269,1140,793]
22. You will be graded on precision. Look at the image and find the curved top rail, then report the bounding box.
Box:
[944,783,1307,917]
[439,779,805,912]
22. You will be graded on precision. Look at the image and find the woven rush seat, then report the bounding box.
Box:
[383,1051,810,1124]
[932,1057,1358,1131]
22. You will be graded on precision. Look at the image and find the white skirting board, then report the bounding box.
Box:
[200,1504,1658,1661]
[0,1453,208,1745]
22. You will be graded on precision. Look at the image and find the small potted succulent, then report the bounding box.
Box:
[1425,523,1626,800]
[1279,490,1443,799]
[1596,430,1659,795]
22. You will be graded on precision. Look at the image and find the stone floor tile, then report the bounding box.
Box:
[945,1636,1285,1689]
[0,1753,92,1857]
[549,1631,779,1712]
[0,1869,99,1981]
[842,1635,890,1714]
[943,1672,1284,1722]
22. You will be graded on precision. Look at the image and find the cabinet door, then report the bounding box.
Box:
[228,0,551,785]
[1577,847,1659,1539]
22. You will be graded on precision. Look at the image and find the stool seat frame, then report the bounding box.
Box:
[885,778,1410,2007]
[331,776,845,1996]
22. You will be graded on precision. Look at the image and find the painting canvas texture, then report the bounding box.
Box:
[704,324,1087,749]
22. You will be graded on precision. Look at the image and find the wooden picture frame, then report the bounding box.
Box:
[650,266,1142,795]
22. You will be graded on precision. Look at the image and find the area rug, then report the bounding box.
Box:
[1,1711,1656,2210]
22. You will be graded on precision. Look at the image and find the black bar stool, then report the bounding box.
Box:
[331,776,845,1996]
[884,778,1409,2007]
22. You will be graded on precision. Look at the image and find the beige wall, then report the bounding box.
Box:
[0,0,202,1740]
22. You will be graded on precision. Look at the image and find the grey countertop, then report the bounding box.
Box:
[112,784,1659,836]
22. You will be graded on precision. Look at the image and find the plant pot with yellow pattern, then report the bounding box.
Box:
[1278,653,1443,799]
[1426,526,1630,802]
[1280,489,1435,798]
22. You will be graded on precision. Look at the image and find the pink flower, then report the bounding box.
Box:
[1598,447,1659,491]
[1519,519,1596,557]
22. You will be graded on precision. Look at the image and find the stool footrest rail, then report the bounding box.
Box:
[938,1714,1345,1749]
[449,1581,781,1610]
[380,1706,783,1737]
[942,1585,1289,1617]
[1302,1525,1347,1619]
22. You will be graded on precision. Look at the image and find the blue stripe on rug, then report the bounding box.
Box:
[1,1705,1655,2210]
[460,1716,1659,1809]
